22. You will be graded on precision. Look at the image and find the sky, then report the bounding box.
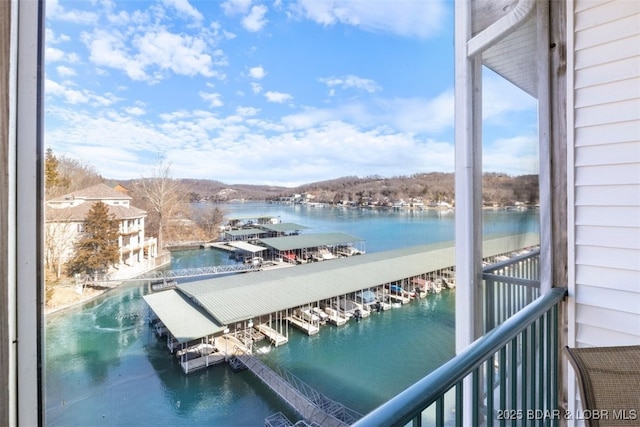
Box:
[45,0,539,187]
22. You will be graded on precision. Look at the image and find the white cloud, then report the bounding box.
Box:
[221,0,253,16]
[161,0,203,22]
[82,27,221,82]
[243,5,269,32]
[82,29,147,81]
[383,92,454,134]
[251,82,263,94]
[321,75,380,93]
[135,29,216,78]
[46,0,98,24]
[280,89,454,134]
[166,120,454,185]
[56,65,76,77]
[289,0,446,39]
[249,66,266,79]
[46,94,539,185]
[484,135,539,175]
[124,106,146,116]
[46,28,71,44]
[45,47,66,63]
[265,91,293,103]
[236,106,260,116]
[482,72,536,122]
[45,78,120,106]
[199,91,224,107]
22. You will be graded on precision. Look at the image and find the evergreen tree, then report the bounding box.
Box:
[67,201,120,280]
[44,148,70,197]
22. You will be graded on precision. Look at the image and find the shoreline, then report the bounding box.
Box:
[45,284,110,316]
[45,254,171,316]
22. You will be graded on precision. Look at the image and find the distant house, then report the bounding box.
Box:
[45,183,158,279]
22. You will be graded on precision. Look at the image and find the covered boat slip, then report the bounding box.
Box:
[257,222,310,237]
[146,234,538,371]
[222,222,309,240]
[259,232,365,263]
[175,233,538,337]
[216,231,364,264]
[223,227,266,241]
[143,290,228,373]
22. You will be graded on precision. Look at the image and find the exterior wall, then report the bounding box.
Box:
[569,0,640,349]
[46,207,155,278]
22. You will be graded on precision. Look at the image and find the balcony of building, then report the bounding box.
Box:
[353,251,568,426]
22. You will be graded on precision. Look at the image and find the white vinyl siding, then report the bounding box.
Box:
[572,0,640,349]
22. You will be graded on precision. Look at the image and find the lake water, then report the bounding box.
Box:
[45,203,538,426]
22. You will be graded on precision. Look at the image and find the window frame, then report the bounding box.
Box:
[10,0,45,425]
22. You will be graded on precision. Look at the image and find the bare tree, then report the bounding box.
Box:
[44,209,76,279]
[46,154,103,198]
[133,159,189,251]
[194,205,226,241]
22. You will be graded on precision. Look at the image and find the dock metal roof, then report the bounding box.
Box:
[258,232,365,251]
[258,222,310,233]
[143,290,225,343]
[227,241,266,253]
[176,233,539,326]
[226,215,276,221]
[225,228,263,237]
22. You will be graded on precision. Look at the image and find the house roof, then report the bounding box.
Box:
[46,183,146,221]
[48,183,132,203]
[45,202,146,222]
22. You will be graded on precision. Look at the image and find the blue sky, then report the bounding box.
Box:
[45,0,538,186]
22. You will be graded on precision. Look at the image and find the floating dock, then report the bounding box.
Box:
[257,324,289,346]
[323,307,349,326]
[286,316,320,335]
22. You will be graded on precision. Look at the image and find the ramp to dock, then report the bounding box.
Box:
[233,353,361,427]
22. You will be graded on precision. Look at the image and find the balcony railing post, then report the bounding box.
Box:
[486,279,496,333]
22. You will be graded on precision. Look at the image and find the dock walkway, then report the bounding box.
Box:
[234,353,361,427]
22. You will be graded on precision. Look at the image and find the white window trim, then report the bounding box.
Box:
[12,0,44,425]
[565,0,578,425]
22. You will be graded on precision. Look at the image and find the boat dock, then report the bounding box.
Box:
[285,316,320,335]
[146,234,540,367]
[387,293,411,305]
[257,324,289,346]
[320,307,347,326]
[144,234,541,422]
[202,241,236,251]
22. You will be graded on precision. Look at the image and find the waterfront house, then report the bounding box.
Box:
[45,183,159,280]
[1,0,639,426]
